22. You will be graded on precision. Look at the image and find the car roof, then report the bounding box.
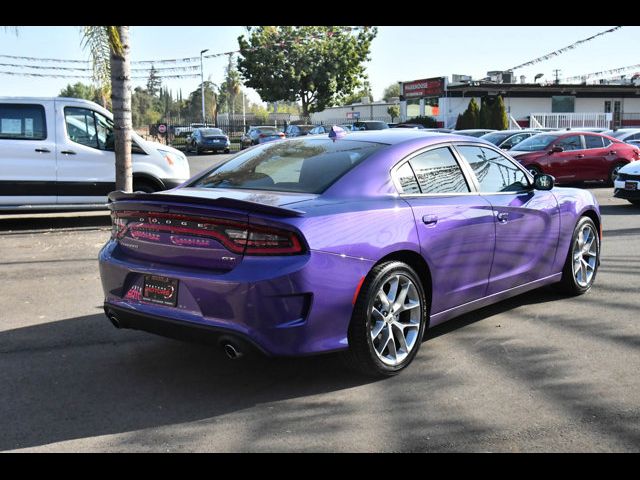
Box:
[325,129,491,146]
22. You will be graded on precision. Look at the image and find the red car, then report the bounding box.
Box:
[507,131,640,184]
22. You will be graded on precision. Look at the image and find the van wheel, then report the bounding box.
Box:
[133,180,158,193]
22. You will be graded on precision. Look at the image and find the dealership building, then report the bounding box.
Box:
[399,74,640,129]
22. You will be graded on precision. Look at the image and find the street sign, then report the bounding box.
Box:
[346,111,361,119]
[158,123,167,134]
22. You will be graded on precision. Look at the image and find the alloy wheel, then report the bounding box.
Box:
[369,274,421,366]
[572,224,598,287]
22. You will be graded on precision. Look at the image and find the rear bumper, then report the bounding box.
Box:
[99,241,373,356]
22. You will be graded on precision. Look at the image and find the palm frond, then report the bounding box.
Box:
[81,26,112,89]
[2,26,19,36]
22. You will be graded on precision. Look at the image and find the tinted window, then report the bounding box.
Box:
[555,135,582,151]
[0,103,47,140]
[201,128,224,136]
[457,146,529,193]
[504,133,533,148]
[395,162,420,194]
[584,135,605,149]
[408,147,469,194]
[191,138,384,194]
[65,107,116,151]
[512,134,558,151]
[481,132,511,145]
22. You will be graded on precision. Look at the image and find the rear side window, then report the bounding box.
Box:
[406,147,469,194]
[555,135,582,151]
[584,135,605,149]
[395,163,421,194]
[0,103,47,140]
[457,146,529,193]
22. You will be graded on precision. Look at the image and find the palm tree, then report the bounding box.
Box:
[82,26,132,192]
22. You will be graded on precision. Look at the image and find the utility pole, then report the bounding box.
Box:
[553,69,561,85]
[200,49,209,123]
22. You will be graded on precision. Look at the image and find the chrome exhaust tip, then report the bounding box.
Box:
[108,313,121,329]
[223,343,243,360]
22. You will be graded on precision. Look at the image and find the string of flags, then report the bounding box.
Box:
[509,26,623,71]
[0,69,201,80]
[563,63,640,82]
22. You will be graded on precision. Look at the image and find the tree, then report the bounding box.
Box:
[455,113,465,129]
[466,98,480,129]
[387,105,400,122]
[187,81,218,122]
[82,26,133,192]
[491,95,509,130]
[237,26,377,117]
[223,54,241,117]
[479,97,491,129]
[146,65,161,98]
[382,83,401,102]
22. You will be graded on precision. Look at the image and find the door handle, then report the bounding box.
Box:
[60,150,77,155]
[34,148,50,153]
[497,212,509,223]
[576,154,584,158]
[609,151,617,155]
[422,214,438,226]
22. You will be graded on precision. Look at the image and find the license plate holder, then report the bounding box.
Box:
[625,181,637,191]
[142,275,179,306]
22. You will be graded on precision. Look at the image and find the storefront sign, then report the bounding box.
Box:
[402,77,445,98]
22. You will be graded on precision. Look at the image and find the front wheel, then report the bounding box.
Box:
[527,165,542,177]
[558,216,600,295]
[343,261,428,377]
[609,162,625,186]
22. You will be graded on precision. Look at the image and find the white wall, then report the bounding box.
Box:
[311,103,396,123]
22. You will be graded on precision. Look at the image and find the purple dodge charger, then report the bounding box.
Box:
[99,130,601,376]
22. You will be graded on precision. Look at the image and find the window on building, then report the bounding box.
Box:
[551,96,575,113]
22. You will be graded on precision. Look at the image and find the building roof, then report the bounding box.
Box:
[446,82,640,98]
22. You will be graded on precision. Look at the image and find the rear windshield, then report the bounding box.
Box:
[511,134,558,151]
[201,128,223,136]
[257,127,277,134]
[190,138,385,194]
[604,130,634,139]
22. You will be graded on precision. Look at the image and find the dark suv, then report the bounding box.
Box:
[352,121,389,131]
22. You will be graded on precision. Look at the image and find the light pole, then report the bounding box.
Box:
[200,49,209,124]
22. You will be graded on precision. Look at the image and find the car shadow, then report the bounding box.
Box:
[0,214,111,233]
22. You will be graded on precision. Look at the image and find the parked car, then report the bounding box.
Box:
[421,128,454,133]
[392,123,425,129]
[508,131,640,184]
[338,123,358,131]
[452,129,496,137]
[603,128,640,144]
[100,129,601,376]
[613,161,640,205]
[569,128,608,133]
[308,125,332,135]
[352,120,390,130]
[285,124,315,137]
[480,129,539,150]
[240,126,285,149]
[0,97,190,210]
[185,127,230,155]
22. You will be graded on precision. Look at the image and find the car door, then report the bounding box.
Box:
[454,144,560,295]
[547,134,585,181]
[0,100,57,206]
[582,134,611,181]
[393,145,496,315]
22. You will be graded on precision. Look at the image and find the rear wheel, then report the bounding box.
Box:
[558,216,600,295]
[343,261,428,377]
[527,165,542,177]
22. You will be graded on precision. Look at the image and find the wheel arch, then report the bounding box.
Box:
[132,172,164,191]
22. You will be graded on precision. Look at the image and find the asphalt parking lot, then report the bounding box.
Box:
[0,155,639,452]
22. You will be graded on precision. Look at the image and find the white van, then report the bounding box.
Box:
[0,97,190,210]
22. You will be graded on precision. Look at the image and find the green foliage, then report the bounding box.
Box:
[407,115,438,128]
[479,97,491,129]
[387,105,400,122]
[237,26,377,116]
[382,83,401,102]
[455,113,464,129]
[341,85,373,106]
[457,98,480,129]
[491,96,509,130]
[186,81,218,121]
[146,65,161,97]
[249,103,270,123]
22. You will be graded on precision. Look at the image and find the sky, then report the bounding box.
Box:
[1,26,638,106]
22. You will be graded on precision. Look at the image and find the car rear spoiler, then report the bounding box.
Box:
[107,191,306,217]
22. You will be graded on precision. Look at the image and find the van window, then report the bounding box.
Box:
[64,107,146,154]
[0,104,47,140]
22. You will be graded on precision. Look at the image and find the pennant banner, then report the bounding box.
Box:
[563,64,640,82]
[510,26,623,71]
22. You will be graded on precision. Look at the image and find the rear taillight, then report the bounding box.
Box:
[110,211,304,255]
[259,133,267,138]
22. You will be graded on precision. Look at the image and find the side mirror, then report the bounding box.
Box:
[534,173,554,190]
[549,145,564,153]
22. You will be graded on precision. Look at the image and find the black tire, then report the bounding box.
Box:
[343,261,428,377]
[557,216,600,295]
[133,180,158,193]
[609,162,625,186]
[224,148,230,154]
[194,143,200,155]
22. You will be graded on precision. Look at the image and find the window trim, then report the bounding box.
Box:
[0,103,48,141]
[450,142,535,195]
[390,143,478,196]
